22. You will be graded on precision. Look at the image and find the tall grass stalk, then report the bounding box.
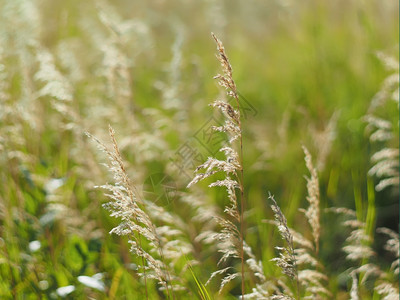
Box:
[88,126,180,299]
[212,33,246,299]
[0,1,398,298]
[87,126,150,298]
[211,33,247,300]
[187,33,247,298]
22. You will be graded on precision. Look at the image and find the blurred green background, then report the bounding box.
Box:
[0,0,398,298]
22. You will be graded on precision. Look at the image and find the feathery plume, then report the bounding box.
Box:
[269,194,297,281]
[365,52,399,192]
[376,227,399,275]
[283,147,329,299]
[300,146,320,254]
[350,271,359,300]
[187,33,247,297]
[375,282,399,300]
[87,126,178,298]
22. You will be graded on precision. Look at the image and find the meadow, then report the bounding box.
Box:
[0,0,398,299]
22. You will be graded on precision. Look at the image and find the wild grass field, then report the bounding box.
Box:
[0,0,398,299]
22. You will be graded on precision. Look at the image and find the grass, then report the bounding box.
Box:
[0,0,398,299]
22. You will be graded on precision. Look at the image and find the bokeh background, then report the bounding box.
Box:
[0,0,398,298]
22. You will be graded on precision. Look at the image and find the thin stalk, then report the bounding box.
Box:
[211,33,246,298]
[142,252,149,300]
[135,193,174,299]
[295,266,300,300]
[287,206,300,300]
[287,221,300,300]
[233,93,245,300]
[3,239,16,298]
[135,195,174,299]
[135,232,148,299]
[157,233,174,299]
[133,188,174,299]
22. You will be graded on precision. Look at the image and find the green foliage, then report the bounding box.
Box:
[0,0,398,299]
